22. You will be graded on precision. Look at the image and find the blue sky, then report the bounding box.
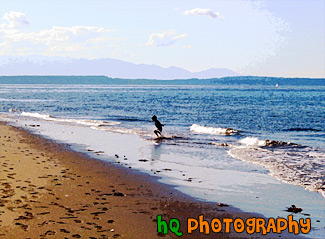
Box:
[0,0,324,77]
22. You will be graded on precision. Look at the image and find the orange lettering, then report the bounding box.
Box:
[234,218,245,233]
[223,218,233,233]
[287,215,299,234]
[211,218,222,233]
[276,218,287,233]
[299,218,311,234]
[246,218,256,234]
[187,218,198,233]
[256,218,266,235]
[266,218,277,233]
[199,215,210,234]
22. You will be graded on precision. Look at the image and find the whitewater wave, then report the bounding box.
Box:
[229,137,325,197]
[21,112,121,127]
[190,124,238,135]
[21,112,51,120]
[238,137,297,147]
[238,137,266,146]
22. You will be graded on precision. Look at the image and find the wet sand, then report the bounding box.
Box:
[0,122,305,238]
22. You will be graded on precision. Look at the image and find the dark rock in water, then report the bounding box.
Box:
[264,140,299,147]
[217,203,229,207]
[264,140,288,147]
[220,143,229,147]
[29,124,41,127]
[225,128,237,135]
[287,205,302,213]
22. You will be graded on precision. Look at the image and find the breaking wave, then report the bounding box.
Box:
[190,124,238,135]
[239,137,298,147]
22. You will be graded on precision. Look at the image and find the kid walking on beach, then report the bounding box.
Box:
[152,115,164,137]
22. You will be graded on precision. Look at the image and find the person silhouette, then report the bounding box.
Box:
[152,115,164,137]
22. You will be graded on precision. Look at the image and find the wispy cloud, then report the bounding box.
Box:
[183,8,223,19]
[0,11,30,29]
[0,12,116,57]
[22,26,112,45]
[146,31,187,47]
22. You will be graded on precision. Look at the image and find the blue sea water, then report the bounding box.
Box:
[0,76,324,237]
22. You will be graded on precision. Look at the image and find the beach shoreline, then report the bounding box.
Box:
[0,121,310,238]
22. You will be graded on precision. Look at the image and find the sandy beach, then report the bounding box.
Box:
[0,0,324,237]
[0,121,309,238]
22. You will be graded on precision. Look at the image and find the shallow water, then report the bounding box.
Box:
[1,78,325,238]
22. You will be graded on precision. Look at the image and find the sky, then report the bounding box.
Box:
[0,0,324,78]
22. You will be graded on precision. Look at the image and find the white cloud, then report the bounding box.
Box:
[1,11,30,29]
[183,8,223,19]
[24,26,112,45]
[0,12,117,57]
[1,26,114,51]
[146,31,187,47]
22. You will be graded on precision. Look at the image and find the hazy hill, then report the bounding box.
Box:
[0,55,239,80]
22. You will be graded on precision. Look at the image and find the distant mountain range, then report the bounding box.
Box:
[0,55,239,80]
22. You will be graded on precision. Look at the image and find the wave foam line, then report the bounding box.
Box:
[21,112,120,127]
[239,137,298,147]
[239,137,266,146]
[190,124,237,135]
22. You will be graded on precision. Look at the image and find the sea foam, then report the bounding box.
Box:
[190,124,237,135]
[229,137,325,197]
[21,112,120,127]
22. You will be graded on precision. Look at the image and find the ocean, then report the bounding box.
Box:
[0,76,324,238]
